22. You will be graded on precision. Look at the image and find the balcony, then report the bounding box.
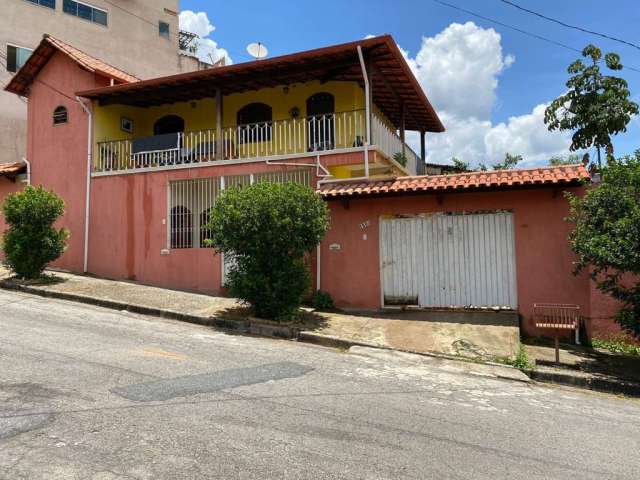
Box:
[93,110,419,176]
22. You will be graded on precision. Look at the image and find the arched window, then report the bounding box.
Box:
[170,205,192,249]
[237,103,272,143]
[154,115,185,135]
[53,106,68,125]
[306,93,335,151]
[199,208,213,248]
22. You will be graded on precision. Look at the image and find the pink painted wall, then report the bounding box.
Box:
[318,187,594,337]
[587,273,638,342]
[88,160,327,293]
[27,52,110,273]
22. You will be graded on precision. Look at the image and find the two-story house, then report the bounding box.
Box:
[3,33,441,290]
[4,33,623,342]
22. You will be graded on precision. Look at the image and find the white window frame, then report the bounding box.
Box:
[6,43,34,73]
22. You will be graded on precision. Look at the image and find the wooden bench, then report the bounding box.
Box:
[533,303,581,363]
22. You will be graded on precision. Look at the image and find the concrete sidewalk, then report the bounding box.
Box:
[525,343,640,396]
[0,266,519,360]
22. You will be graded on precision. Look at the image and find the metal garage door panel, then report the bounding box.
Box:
[380,212,517,309]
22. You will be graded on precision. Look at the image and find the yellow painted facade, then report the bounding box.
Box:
[93,80,402,179]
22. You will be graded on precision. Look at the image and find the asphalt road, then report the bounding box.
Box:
[0,289,638,480]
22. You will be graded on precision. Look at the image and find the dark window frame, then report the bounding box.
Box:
[159,21,170,39]
[63,0,108,26]
[53,106,69,125]
[25,0,56,10]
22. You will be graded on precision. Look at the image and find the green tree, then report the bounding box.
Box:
[566,150,640,338]
[492,153,522,171]
[206,182,329,321]
[450,157,470,173]
[545,44,638,168]
[1,186,69,279]
[549,153,583,166]
[450,153,521,174]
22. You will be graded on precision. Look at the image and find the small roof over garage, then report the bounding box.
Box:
[318,165,591,198]
[76,35,444,133]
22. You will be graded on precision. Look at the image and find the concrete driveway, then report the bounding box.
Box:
[306,309,520,359]
[1,289,638,479]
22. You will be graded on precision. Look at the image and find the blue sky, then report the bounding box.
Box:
[180,0,640,166]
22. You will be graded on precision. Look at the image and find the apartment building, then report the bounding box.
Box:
[1,0,202,165]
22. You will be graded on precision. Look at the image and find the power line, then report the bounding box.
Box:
[431,0,640,74]
[500,0,640,51]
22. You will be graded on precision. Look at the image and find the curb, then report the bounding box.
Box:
[1,280,302,340]
[298,331,532,383]
[14,281,629,390]
[525,368,640,397]
[3,280,529,382]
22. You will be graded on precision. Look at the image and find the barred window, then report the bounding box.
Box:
[168,170,312,250]
[199,208,213,248]
[170,206,192,249]
[168,178,221,249]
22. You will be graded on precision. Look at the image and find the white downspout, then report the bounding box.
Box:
[21,157,31,185]
[76,96,93,273]
[316,244,321,291]
[357,45,370,178]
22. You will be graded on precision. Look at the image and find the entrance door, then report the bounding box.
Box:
[380,212,517,309]
[306,93,335,151]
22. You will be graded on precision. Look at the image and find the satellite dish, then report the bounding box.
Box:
[247,42,268,60]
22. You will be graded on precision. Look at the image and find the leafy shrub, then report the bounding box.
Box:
[207,182,329,321]
[566,151,640,338]
[312,290,335,311]
[1,186,68,279]
[393,152,408,167]
[591,338,640,356]
[511,345,532,370]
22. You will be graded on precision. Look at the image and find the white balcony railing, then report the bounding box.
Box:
[94,109,420,174]
[95,110,367,173]
[371,113,419,174]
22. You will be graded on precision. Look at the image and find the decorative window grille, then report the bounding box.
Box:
[170,205,192,249]
[168,169,313,250]
[254,169,313,185]
[53,106,68,125]
[168,178,221,249]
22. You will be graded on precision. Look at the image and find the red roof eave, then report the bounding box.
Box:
[318,164,590,198]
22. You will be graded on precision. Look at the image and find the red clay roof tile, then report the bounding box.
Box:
[45,35,139,84]
[5,35,138,97]
[318,164,590,198]
[0,162,27,177]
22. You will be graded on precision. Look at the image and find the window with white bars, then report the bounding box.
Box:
[168,178,221,249]
[168,169,313,250]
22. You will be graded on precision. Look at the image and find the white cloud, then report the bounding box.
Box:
[403,22,572,167]
[179,10,231,65]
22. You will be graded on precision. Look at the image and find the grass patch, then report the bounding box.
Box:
[590,338,640,356]
[494,345,533,370]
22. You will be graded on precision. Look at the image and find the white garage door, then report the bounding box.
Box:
[380,212,517,309]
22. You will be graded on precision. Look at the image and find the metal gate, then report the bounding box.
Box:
[380,212,517,309]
